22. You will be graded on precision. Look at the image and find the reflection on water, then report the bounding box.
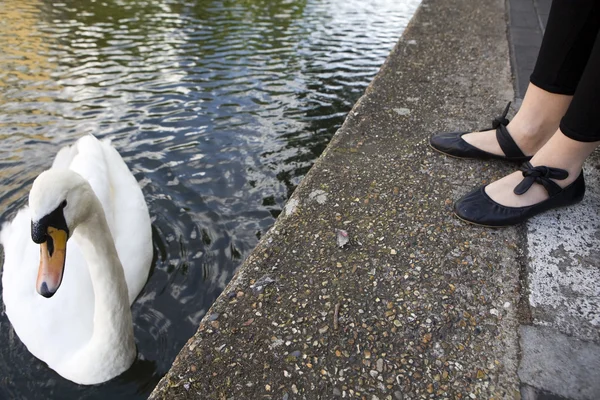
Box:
[0,0,420,398]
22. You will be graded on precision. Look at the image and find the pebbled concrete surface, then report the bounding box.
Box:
[149,0,524,398]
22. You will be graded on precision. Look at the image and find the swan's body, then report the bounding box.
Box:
[0,135,152,385]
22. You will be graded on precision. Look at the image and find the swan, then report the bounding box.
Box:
[0,135,152,385]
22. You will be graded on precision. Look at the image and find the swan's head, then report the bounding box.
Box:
[29,169,94,298]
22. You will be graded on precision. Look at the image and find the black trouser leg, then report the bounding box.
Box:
[560,30,600,142]
[530,0,600,95]
[529,0,600,142]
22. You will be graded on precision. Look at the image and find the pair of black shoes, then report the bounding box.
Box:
[431,102,585,227]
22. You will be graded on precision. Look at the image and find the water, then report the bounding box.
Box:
[0,0,420,398]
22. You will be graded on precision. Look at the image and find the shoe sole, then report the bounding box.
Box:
[428,143,476,160]
[428,142,531,162]
[453,198,584,228]
[453,212,513,228]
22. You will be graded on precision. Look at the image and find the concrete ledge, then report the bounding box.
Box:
[150,0,523,398]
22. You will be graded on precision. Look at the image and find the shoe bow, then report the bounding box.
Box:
[514,162,569,196]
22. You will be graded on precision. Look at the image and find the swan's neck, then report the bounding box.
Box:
[72,197,135,366]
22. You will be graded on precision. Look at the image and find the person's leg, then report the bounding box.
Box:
[462,0,600,157]
[462,86,570,156]
[482,25,600,209]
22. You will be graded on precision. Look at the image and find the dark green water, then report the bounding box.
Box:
[0,0,419,398]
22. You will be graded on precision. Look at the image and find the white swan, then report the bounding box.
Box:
[0,135,152,385]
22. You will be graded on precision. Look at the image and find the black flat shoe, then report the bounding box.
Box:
[454,162,585,227]
[430,102,532,162]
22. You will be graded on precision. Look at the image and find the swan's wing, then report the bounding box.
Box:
[98,138,152,304]
[51,141,79,170]
[0,209,35,276]
[68,135,152,304]
[1,207,94,366]
[68,136,113,227]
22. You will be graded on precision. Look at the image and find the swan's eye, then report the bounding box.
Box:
[61,200,67,208]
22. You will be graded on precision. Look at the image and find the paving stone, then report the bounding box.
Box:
[534,0,552,30]
[525,153,600,343]
[510,2,541,29]
[509,0,550,98]
[513,44,540,98]
[519,326,600,400]
[521,384,571,400]
[511,27,543,48]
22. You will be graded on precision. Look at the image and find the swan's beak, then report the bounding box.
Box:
[36,226,68,298]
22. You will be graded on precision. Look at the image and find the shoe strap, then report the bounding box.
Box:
[491,101,511,129]
[493,102,527,159]
[514,162,568,197]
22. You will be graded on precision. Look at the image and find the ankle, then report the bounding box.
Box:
[529,158,583,187]
[506,118,557,153]
[512,83,572,144]
[529,149,586,188]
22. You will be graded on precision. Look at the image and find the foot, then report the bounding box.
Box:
[484,168,577,208]
[463,83,573,157]
[454,162,585,227]
[454,129,595,227]
[461,123,553,159]
[484,129,594,208]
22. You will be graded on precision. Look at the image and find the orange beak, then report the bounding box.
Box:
[36,227,67,298]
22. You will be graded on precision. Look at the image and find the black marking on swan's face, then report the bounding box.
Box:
[31,199,69,244]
